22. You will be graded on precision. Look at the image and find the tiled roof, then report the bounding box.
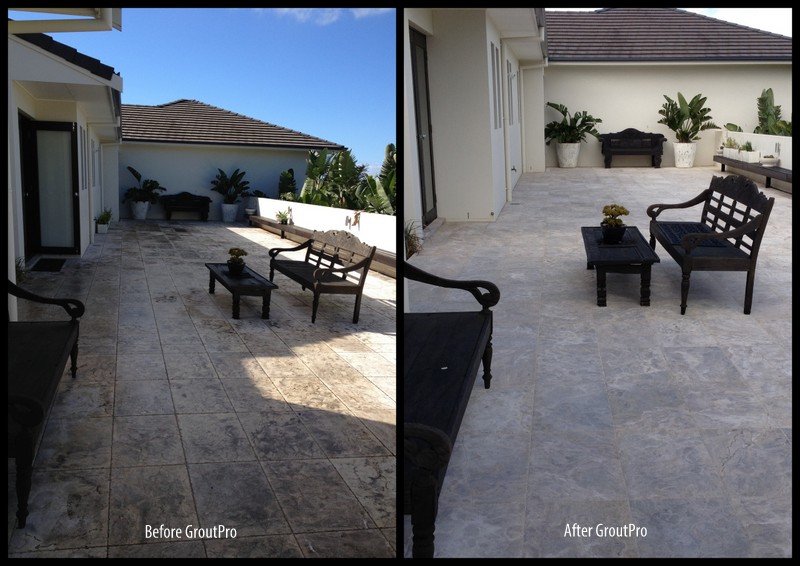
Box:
[545,8,792,62]
[121,99,345,150]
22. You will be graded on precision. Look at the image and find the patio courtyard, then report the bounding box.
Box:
[404,166,791,558]
[8,221,396,558]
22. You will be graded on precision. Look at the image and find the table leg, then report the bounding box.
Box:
[261,290,271,319]
[640,265,652,306]
[232,292,240,319]
[208,272,216,294]
[596,268,607,307]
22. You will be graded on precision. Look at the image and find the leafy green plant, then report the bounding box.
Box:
[95,208,113,224]
[210,168,251,204]
[723,137,739,149]
[739,141,754,152]
[228,247,247,267]
[544,102,603,144]
[356,144,396,215]
[15,257,27,283]
[601,204,630,228]
[404,220,422,258]
[657,92,718,142]
[124,166,166,203]
[754,88,791,135]
[275,209,290,223]
[278,168,297,198]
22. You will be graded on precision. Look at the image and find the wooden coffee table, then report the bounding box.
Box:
[205,263,278,319]
[581,226,660,306]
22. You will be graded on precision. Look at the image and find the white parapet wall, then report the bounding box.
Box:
[256,198,396,254]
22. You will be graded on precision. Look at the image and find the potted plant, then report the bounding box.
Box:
[227,247,247,276]
[657,92,718,168]
[278,168,297,200]
[95,208,113,233]
[544,102,603,168]
[738,141,760,163]
[210,168,251,222]
[722,137,739,159]
[600,203,630,244]
[124,166,166,220]
[760,154,779,168]
[275,210,290,224]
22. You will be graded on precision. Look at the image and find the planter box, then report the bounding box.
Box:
[738,150,760,164]
[723,147,738,159]
[759,157,779,168]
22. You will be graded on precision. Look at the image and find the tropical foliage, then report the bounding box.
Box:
[210,168,251,204]
[544,102,603,145]
[657,92,718,143]
[124,166,166,203]
[296,143,396,215]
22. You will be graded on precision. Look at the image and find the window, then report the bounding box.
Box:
[507,60,514,125]
[491,42,502,129]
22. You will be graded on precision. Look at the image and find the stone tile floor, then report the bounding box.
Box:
[8,220,396,558]
[404,167,791,558]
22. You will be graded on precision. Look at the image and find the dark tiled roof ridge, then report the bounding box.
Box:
[120,99,345,150]
[146,99,316,138]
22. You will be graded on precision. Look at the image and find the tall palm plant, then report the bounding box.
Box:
[657,92,718,142]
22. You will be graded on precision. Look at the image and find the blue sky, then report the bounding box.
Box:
[13,8,396,175]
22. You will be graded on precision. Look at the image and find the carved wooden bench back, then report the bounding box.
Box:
[700,175,775,257]
[306,230,375,286]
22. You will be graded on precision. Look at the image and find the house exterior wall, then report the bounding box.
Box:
[530,63,792,170]
[427,10,495,222]
[118,143,310,221]
[9,35,121,271]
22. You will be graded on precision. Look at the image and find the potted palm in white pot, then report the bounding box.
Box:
[123,166,166,220]
[210,168,251,222]
[544,102,603,168]
[657,92,718,168]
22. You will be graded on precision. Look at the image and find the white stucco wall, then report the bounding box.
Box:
[530,63,792,170]
[427,9,495,222]
[118,143,310,221]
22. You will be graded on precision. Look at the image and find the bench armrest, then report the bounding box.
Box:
[646,189,711,220]
[404,422,453,472]
[8,280,85,320]
[268,239,312,258]
[677,214,767,252]
[404,261,500,312]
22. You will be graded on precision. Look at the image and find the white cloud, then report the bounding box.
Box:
[351,8,393,19]
[274,8,342,26]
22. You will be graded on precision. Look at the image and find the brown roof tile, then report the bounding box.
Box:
[545,8,792,62]
[121,99,345,150]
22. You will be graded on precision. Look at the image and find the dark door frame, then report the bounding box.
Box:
[410,27,438,227]
[18,114,80,258]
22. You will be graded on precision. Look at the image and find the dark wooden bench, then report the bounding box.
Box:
[160,192,212,220]
[599,128,666,168]
[8,279,85,528]
[647,174,774,315]
[268,230,376,323]
[713,155,792,189]
[403,261,500,558]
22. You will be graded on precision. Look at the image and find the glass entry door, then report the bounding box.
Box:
[410,28,437,227]
[19,116,80,257]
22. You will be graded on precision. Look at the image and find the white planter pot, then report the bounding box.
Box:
[97,223,109,234]
[738,150,760,163]
[221,203,239,223]
[760,157,779,168]
[131,201,150,220]
[673,142,697,168]
[555,142,581,168]
[723,147,738,159]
